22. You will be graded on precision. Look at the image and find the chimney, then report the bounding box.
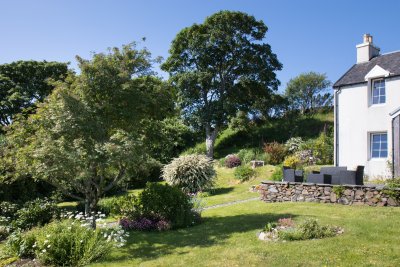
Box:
[356,34,380,64]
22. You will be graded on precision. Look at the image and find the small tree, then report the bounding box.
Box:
[162,11,282,158]
[285,72,332,114]
[4,44,173,227]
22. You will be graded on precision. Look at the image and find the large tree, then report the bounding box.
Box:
[0,61,68,127]
[3,44,173,226]
[161,11,282,158]
[284,72,332,114]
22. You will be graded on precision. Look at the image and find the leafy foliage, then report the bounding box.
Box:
[225,155,242,168]
[285,72,332,114]
[132,183,198,228]
[263,142,287,165]
[11,198,59,231]
[285,137,305,153]
[234,165,255,181]
[162,154,216,193]
[5,220,126,266]
[0,61,68,127]
[278,219,337,241]
[3,43,174,221]
[283,154,302,169]
[162,10,282,157]
[270,166,284,181]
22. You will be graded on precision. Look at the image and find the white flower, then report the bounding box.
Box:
[80,240,83,243]
[42,249,47,253]
[44,240,49,244]
[46,234,51,238]
[47,245,51,248]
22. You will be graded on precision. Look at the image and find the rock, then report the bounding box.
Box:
[302,189,308,195]
[330,192,337,202]
[387,198,398,206]
[269,187,278,193]
[355,190,364,196]
[338,197,350,205]
[344,189,352,196]
[365,191,374,199]
[258,232,267,240]
[297,195,305,202]
[324,187,332,193]
[371,197,379,203]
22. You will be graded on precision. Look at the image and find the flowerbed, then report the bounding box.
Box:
[258,218,343,242]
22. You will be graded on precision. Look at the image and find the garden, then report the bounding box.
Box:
[1,10,400,267]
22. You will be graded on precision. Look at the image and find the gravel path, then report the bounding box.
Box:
[202,197,260,210]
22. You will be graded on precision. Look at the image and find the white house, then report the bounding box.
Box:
[333,34,400,179]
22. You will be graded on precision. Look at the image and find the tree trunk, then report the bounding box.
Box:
[205,125,218,159]
[84,195,98,229]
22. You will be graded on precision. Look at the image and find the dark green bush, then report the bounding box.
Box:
[234,165,255,181]
[12,198,59,230]
[134,183,198,228]
[263,142,287,165]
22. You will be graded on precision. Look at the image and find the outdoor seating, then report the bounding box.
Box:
[282,166,304,182]
[307,166,364,185]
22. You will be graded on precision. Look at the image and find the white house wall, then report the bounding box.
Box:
[336,76,400,179]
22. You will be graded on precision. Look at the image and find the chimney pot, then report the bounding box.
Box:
[357,34,379,63]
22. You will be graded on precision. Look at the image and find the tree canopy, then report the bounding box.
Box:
[0,60,68,128]
[162,11,282,158]
[3,44,174,224]
[285,72,332,114]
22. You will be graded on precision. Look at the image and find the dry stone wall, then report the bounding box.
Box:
[259,181,399,207]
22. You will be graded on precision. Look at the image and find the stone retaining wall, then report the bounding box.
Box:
[259,181,399,207]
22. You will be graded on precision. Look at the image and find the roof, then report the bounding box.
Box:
[333,51,400,88]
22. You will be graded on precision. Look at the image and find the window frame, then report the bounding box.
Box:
[370,132,388,159]
[371,78,386,105]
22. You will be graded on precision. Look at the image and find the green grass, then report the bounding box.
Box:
[90,202,400,267]
[201,165,275,207]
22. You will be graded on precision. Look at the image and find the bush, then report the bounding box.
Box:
[313,131,334,165]
[162,154,216,193]
[0,201,19,219]
[119,215,171,231]
[278,219,337,241]
[225,154,242,168]
[12,198,59,230]
[237,148,269,164]
[270,166,283,181]
[283,154,302,169]
[234,165,255,181]
[5,220,127,266]
[263,142,287,165]
[285,137,305,153]
[132,183,198,228]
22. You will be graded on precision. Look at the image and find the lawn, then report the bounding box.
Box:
[88,166,400,267]
[90,202,400,267]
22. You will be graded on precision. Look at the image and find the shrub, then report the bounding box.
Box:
[218,157,226,167]
[234,165,255,181]
[237,148,269,164]
[225,154,242,168]
[119,215,171,231]
[332,185,345,198]
[285,137,305,153]
[270,166,283,181]
[133,183,198,228]
[5,220,127,266]
[283,154,302,169]
[296,149,318,166]
[278,219,337,241]
[12,198,59,230]
[263,142,287,165]
[0,201,20,219]
[162,154,216,193]
[313,131,334,165]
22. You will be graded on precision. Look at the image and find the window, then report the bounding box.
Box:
[372,79,385,104]
[371,133,388,158]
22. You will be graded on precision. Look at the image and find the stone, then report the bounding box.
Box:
[324,187,332,193]
[371,197,379,203]
[269,187,278,193]
[365,191,374,199]
[352,201,364,206]
[297,195,305,202]
[355,190,364,196]
[344,189,352,196]
[387,198,398,206]
[302,189,309,195]
[377,202,386,207]
[330,192,337,202]
[338,197,350,205]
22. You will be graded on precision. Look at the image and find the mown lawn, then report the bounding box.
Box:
[90,202,400,267]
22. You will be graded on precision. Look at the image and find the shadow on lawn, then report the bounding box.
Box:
[104,212,297,262]
[208,187,234,196]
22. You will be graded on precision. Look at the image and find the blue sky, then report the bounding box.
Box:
[1,0,399,91]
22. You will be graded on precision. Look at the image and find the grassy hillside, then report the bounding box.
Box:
[185,109,334,158]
